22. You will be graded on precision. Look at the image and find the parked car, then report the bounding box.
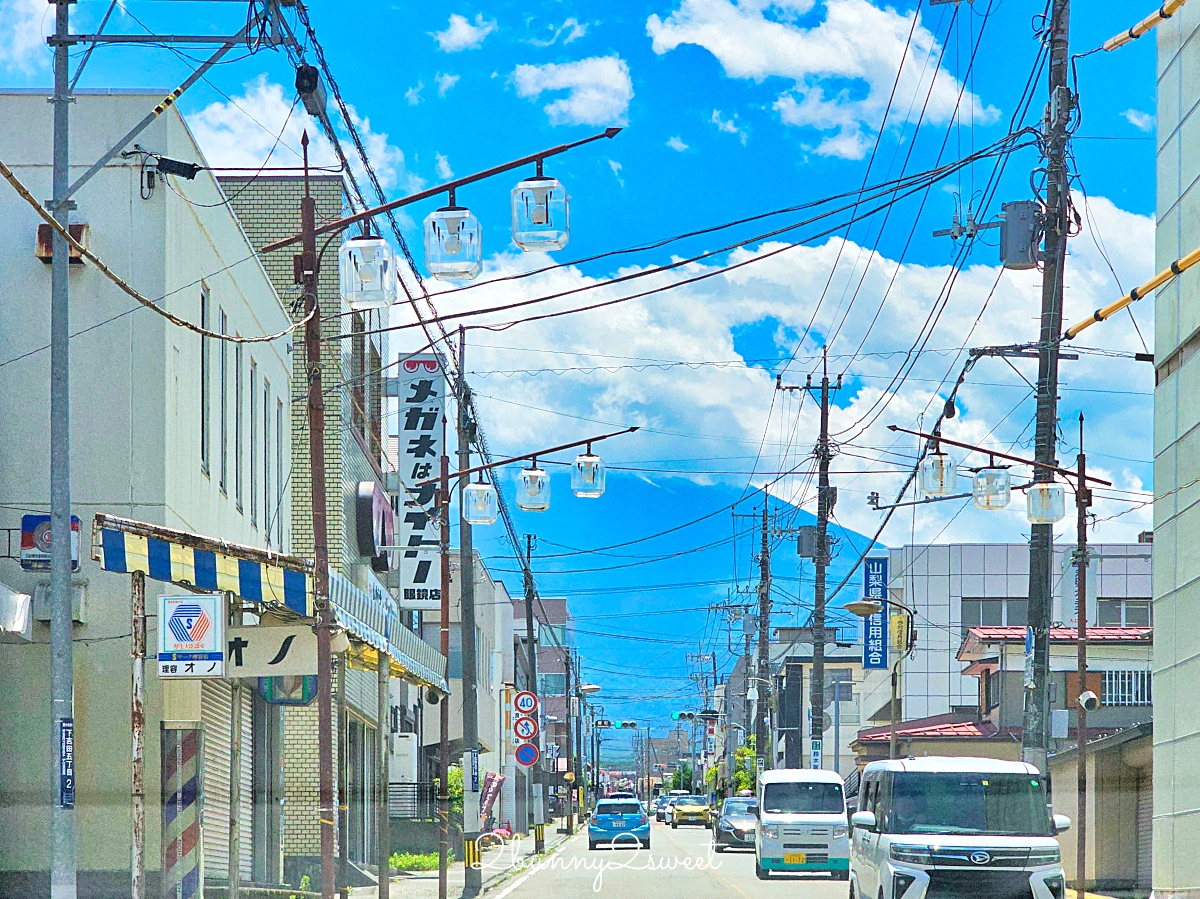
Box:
[589,799,650,850]
[670,795,711,828]
[756,768,850,880]
[849,757,1071,899]
[712,797,758,852]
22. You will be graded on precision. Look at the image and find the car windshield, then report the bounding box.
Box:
[598,802,641,815]
[886,773,1053,836]
[680,796,706,805]
[722,799,756,816]
[761,781,844,814]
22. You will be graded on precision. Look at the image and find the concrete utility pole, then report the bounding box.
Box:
[564,651,575,834]
[1024,0,1072,773]
[437,450,452,899]
[456,328,482,897]
[755,505,772,770]
[299,133,338,899]
[48,3,76,896]
[1074,413,1091,899]
[778,350,841,770]
[523,535,541,831]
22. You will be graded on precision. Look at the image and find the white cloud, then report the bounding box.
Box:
[667,136,689,152]
[401,193,1154,548]
[529,17,590,47]
[1123,108,1155,132]
[513,55,634,126]
[608,158,625,187]
[432,13,498,52]
[405,81,424,106]
[435,152,454,180]
[648,0,999,159]
[0,0,49,72]
[711,109,746,144]
[187,76,424,197]
[436,72,461,97]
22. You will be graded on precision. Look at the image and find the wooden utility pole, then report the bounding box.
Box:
[300,131,337,899]
[1075,413,1091,898]
[1024,0,1072,773]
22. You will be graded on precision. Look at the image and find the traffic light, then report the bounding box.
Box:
[616,721,638,729]
[671,711,696,721]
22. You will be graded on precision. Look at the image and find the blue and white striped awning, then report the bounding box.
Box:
[93,514,313,617]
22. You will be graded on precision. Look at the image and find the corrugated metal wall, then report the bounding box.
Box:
[345,665,378,720]
[201,680,254,883]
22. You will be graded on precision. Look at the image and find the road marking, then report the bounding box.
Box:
[488,828,581,898]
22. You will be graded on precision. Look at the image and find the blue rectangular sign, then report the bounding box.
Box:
[863,557,889,670]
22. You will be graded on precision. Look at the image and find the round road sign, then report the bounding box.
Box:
[515,742,540,767]
[513,715,539,740]
[513,691,538,715]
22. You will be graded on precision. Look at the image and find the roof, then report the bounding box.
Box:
[1048,721,1153,765]
[759,768,845,785]
[958,626,1152,661]
[863,757,1040,775]
[855,712,1018,745]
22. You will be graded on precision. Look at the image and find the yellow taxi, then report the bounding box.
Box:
[669,795,712,828]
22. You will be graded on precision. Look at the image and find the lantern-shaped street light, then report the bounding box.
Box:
[972,467,1012,511]
[571,447,605,498]
[919,452,958,497]
[512,164,569,251]
[338,233,397,311]
[517,462,551,512]
[463,478,498,526]
[1026,483,1066,524]
[424,194,482,281]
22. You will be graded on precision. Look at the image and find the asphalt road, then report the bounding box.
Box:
[486,817,852,899]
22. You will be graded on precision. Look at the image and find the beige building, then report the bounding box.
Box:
[1156,7,1200,897]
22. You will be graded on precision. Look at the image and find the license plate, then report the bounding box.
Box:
[784,853,807,865]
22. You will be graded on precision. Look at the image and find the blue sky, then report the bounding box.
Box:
[0,0,1162,760]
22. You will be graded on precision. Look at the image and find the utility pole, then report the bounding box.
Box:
[1074,413,1091,899]
[1024,0,1072,774]
[564,651,575,834]
[523,535,541,833]
[299,133,338,899]
[438,452,451,899]
[755,505,772,771]
[778,349,842,770]
[456,328,482,897]
[48,3,76,896]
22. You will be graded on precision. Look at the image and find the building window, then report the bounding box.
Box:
[249,360,257,527]
[235,341,243,511]
[984,670,1002,712]
[539,624,568,646]
[1098,598,1152,627]
[538,673,567,695]
[351,313,366,437]
[263,380,271,545]
[200,288,210,473]
[961,598,1029,638]
[219,309,228,493]
[1102,670,1152,707]
[368,344,382,462]
[276,399,284,548]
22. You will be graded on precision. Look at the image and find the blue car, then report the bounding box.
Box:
[588,799,650,850]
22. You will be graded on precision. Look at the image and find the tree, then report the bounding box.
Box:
[671,763,694,791]
[731,740,757,795]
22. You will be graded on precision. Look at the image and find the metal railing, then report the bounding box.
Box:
[388,781,439,820]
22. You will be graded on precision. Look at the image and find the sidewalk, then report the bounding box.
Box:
[349,819,577,899]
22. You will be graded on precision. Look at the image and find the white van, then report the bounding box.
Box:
[849,757,1070,899]
[755,768,850,880]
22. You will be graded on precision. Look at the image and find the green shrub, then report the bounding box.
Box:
[389,850,453,871]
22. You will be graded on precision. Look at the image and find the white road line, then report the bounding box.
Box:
[487,829,582,898]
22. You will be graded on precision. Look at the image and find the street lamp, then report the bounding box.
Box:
[571,447,606,498]
[580,683,602,695]
[512,165,569,251]
[462,478,498,526]
[1026,482,1067,524]
[919,451,958,497]
[424,196,483,281]
[844,597,917,761]
[338,233,397,311]
[517,462,551,512]
[972,466,1012,511]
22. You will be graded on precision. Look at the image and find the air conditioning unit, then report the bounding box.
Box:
[33,582,86,623]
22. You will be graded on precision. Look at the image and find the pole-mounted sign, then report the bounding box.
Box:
[862,557,888,670]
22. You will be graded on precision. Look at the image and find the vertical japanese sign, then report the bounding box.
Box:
[59,718,75,808]
[862,557,888,670]
[396,355,445,607]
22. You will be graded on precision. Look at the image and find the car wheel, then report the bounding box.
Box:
[642,840,650,851]
[671,821,678,829]
[755,859,768,880]
[713,844,725,853]
[588,841,597,851]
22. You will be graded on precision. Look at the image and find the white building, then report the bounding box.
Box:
[886,542,1152,721]
[0,90,293,894]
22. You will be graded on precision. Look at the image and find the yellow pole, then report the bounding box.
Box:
[1064,243,1200,340]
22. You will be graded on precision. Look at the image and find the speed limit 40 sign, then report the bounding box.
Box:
[513,691,538,715]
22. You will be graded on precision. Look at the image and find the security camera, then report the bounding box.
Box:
[426,689,442,705]
[1078,691,1100,712]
